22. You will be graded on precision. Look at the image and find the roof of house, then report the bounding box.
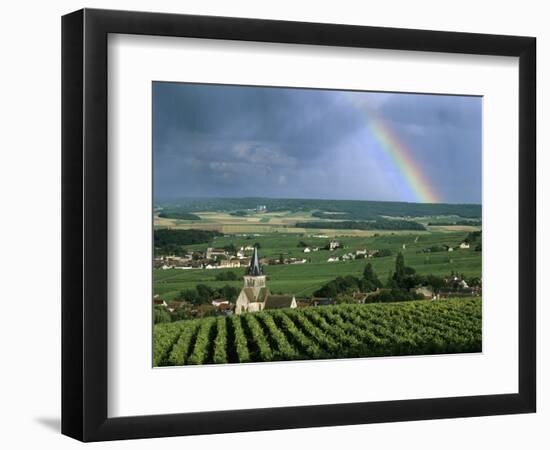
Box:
[167,300,185,309]
[247,247,263,276]
[264,295,295,309]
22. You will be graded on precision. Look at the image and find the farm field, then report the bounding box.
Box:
[154,208,481,236]
[154,230,481,300]
[154,297,482,366]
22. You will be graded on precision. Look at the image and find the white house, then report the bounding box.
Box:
[219,259,241,268]
[206,247,227,259]
[459,242,470,249]
[327,257,339,262]
[303,247,311,253]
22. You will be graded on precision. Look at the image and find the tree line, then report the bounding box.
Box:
[154,229,222,256]
[302,219,426,231]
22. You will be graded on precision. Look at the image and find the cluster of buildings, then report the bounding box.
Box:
[154,296,234,317]
[155,244,308,270]
[154,245,256,270]
[327,248,383,263]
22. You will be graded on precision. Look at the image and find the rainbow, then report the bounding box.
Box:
[344,93,441,204]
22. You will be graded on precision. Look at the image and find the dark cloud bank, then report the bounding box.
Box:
[153,82,482,204]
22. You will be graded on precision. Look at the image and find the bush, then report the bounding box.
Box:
[215,271,239,281]
[154,306,171,324]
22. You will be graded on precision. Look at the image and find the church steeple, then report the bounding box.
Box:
[247,246,263,276]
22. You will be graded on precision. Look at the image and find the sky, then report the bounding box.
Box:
[153,82,482,204]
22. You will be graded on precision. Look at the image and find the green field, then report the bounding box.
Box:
[154,230,481,300]
[154,297,482,366]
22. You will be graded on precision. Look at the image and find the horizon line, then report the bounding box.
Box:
[154,194,482,207]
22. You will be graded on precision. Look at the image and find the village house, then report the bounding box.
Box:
[289,258,307,264]
[166,300,185,312]
[211,298,230,307]
[328,240,341,251]
[413,286,436,300]
[459,242,470,249]
[303,247,311,253]
[216,302,234,316]
[352,292,369,303]
[153,296,167,308]
[206,247,227,259]
[219,259,241,268]
[327,256,339,262]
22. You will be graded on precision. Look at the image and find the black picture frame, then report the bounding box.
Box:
[62,8,536,442]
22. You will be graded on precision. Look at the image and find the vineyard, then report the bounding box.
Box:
[153,298,482,366]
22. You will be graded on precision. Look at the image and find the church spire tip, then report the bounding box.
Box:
[247,246,263,276]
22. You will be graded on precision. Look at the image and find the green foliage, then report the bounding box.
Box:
[213,317,228,364]
[223,243,237,253]
[179,283,239,304]
[243,314,274,361]
[391,252,419,289]
[229,210,249,217]
[154,298,482,366]
[215,271,239,281]
[218,285,239,302]
[366,289,424,303]
[314,263,383,297]
[302,219,426,231]
[257,314,299,360]
[153,322,182,366]
[154,305,171,324]
[158,197,481,220]
[228,315,251,363]
[158,210,201,220]
[167,320,200,365]
[428,220,482,226]
[187,317,216,365]
[154,229,221,256]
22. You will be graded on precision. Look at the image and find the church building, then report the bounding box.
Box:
[235,247,297,315]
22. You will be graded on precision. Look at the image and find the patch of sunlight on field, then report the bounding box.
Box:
[427,225,481,232]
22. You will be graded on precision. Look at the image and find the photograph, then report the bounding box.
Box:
[152,82,482,366]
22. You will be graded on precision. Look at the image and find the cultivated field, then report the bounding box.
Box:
[154,209,481,236]
[154,297,482,366]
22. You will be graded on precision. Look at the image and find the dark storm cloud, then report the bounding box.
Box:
[153,83,481,204]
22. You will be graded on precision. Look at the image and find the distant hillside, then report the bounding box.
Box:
[156,197,482,220]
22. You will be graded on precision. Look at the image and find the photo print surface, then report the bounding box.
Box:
[152,82,482,367]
